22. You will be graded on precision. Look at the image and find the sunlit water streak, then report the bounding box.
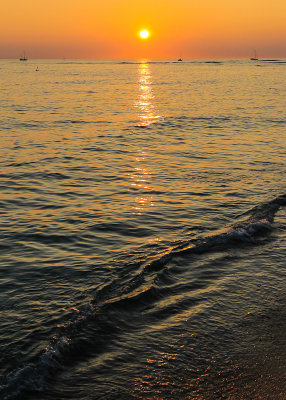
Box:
[0,58,286,400]
[135,62,161,127]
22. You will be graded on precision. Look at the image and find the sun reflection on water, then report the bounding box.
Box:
[129,149,155,215]
[135,61,161,127]
[128,62,162,215]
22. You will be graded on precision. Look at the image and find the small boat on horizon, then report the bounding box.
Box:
[177,58,183,62]
[250,50,258,61]
[19,51,28,61]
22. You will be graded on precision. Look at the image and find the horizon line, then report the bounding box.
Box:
[1,56,286,60]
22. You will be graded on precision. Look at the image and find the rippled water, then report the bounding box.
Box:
[1,58,286,399]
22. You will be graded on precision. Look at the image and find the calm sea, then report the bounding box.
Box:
[0,58,286,400]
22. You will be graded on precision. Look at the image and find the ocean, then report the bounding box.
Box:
[0,58,286,399]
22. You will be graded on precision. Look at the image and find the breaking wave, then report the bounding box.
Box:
[1,194,286,400]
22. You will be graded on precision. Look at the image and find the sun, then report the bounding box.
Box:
[139,30,149,39]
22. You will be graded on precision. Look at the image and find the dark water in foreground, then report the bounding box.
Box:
[0,58,286,399]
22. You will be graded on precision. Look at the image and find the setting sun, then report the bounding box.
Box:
[139,30,149,39]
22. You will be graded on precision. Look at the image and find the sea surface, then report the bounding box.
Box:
[0,58,286,399]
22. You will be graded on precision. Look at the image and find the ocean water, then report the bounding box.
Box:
[0,58,286,400]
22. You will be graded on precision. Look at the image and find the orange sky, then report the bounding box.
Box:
[1,0,286,58]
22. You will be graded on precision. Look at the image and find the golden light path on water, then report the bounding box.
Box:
[135,61,161,127]
[130,61,161,215]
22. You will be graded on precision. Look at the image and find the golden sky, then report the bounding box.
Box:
[1,0,286,58]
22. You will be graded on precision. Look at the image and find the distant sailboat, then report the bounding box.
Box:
[19,51,28,61]
[250,50,258,61]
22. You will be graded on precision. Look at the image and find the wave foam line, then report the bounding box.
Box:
[146,194,286,271]
[1,194,286,399]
